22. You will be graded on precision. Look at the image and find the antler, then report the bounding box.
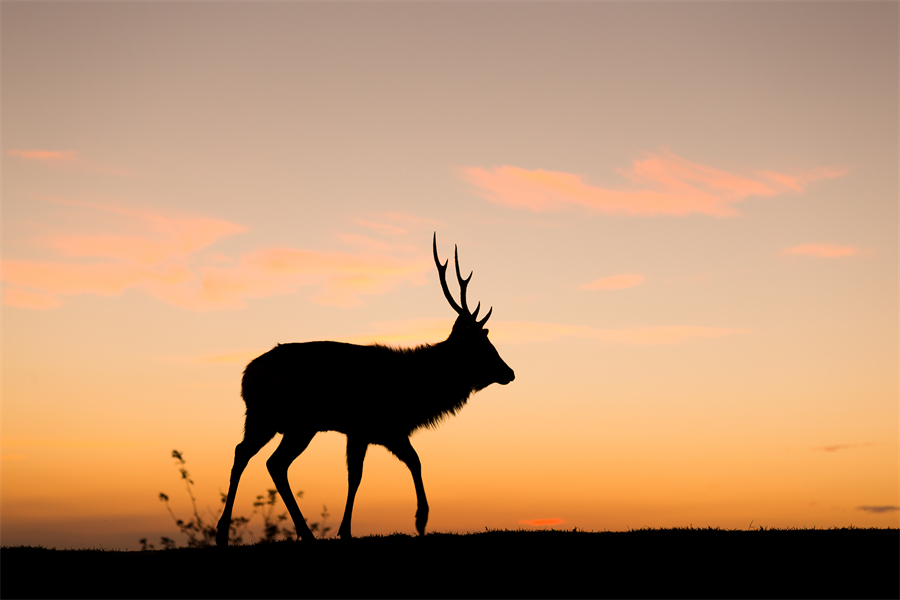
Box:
[433,233,492,327]
[433,234,463,315]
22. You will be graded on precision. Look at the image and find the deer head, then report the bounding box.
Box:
[433,233,515,388]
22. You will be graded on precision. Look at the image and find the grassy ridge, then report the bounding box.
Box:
[3,528,898,599]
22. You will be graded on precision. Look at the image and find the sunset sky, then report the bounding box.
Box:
[2,2,897,550]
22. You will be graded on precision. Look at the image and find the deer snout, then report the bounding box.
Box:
[498,366,515,385]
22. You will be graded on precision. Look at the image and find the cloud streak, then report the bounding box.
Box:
[783,244,868,258]
[6,149,76,162]
[461,150,846,217]
[857,506,899,514]
[583,274,644,290]
[814,443,873,453]
[6,150,133,175]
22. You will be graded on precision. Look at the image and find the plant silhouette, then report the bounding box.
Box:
[142,450,328,550]
[252,488,331,542]
[216,234,515,546]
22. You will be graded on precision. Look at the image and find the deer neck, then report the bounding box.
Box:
[425,338,479,407]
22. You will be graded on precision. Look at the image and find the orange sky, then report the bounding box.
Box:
[2,2,897,550]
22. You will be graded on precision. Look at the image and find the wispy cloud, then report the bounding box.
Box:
[783,244,869,258]
[519,518,565,526]
[857,506,900,514]
[170,248,430,309]
[461,150,846,217]
[355,219,407,236]
[2,202,433,310]
[340,319,747,346]
[6,149,132,175]
[44,211,246,265]
[6,149,76,162]
[814,443,873,453]
[583,273,644,290]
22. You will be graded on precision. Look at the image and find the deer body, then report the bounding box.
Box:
[242,339,507,438]
[216,236,514,546]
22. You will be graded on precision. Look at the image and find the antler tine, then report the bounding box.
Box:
[433,233,464,315]
[471,301,481,321]
[477,306,492,328]
[453,245,473,314]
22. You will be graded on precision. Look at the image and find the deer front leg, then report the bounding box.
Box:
[338,437,368,539]
[385,437,429,536]
[266,431,317,541]
[217,431,273,547]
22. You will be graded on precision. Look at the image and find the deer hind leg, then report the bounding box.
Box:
[337,436,368,540]
[217,426,276,547]
[266,430,317,541]
[385,437,429,536]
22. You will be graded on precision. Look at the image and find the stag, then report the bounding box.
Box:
[216,234,515,546]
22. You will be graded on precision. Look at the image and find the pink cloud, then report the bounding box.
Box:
[46,217,246,265]
[3,248,430,311]
[519,518,565,526]
[238,247,430,307]
[782,244,867,258]
[6,149,76,162]
[6,150,133,175]
[583,274,644,290]
[355,219,407,236]
[4,202,431,310]
[1,204,249,307]
[2,202,263,310]
[461,150,846,217]
[44,199,246,252]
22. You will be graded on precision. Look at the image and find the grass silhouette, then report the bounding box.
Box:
[3,527,897,598]
[141,450,329,550]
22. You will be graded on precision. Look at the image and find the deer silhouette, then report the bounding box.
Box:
[216,234,515,546]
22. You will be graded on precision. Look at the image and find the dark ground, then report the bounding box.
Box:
[2,528,898,599]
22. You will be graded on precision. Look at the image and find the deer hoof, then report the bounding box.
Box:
[415,510,428,536]
[416,522,427,536]
[215,530,229,547]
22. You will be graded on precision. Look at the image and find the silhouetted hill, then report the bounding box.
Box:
[2,528,897,599]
